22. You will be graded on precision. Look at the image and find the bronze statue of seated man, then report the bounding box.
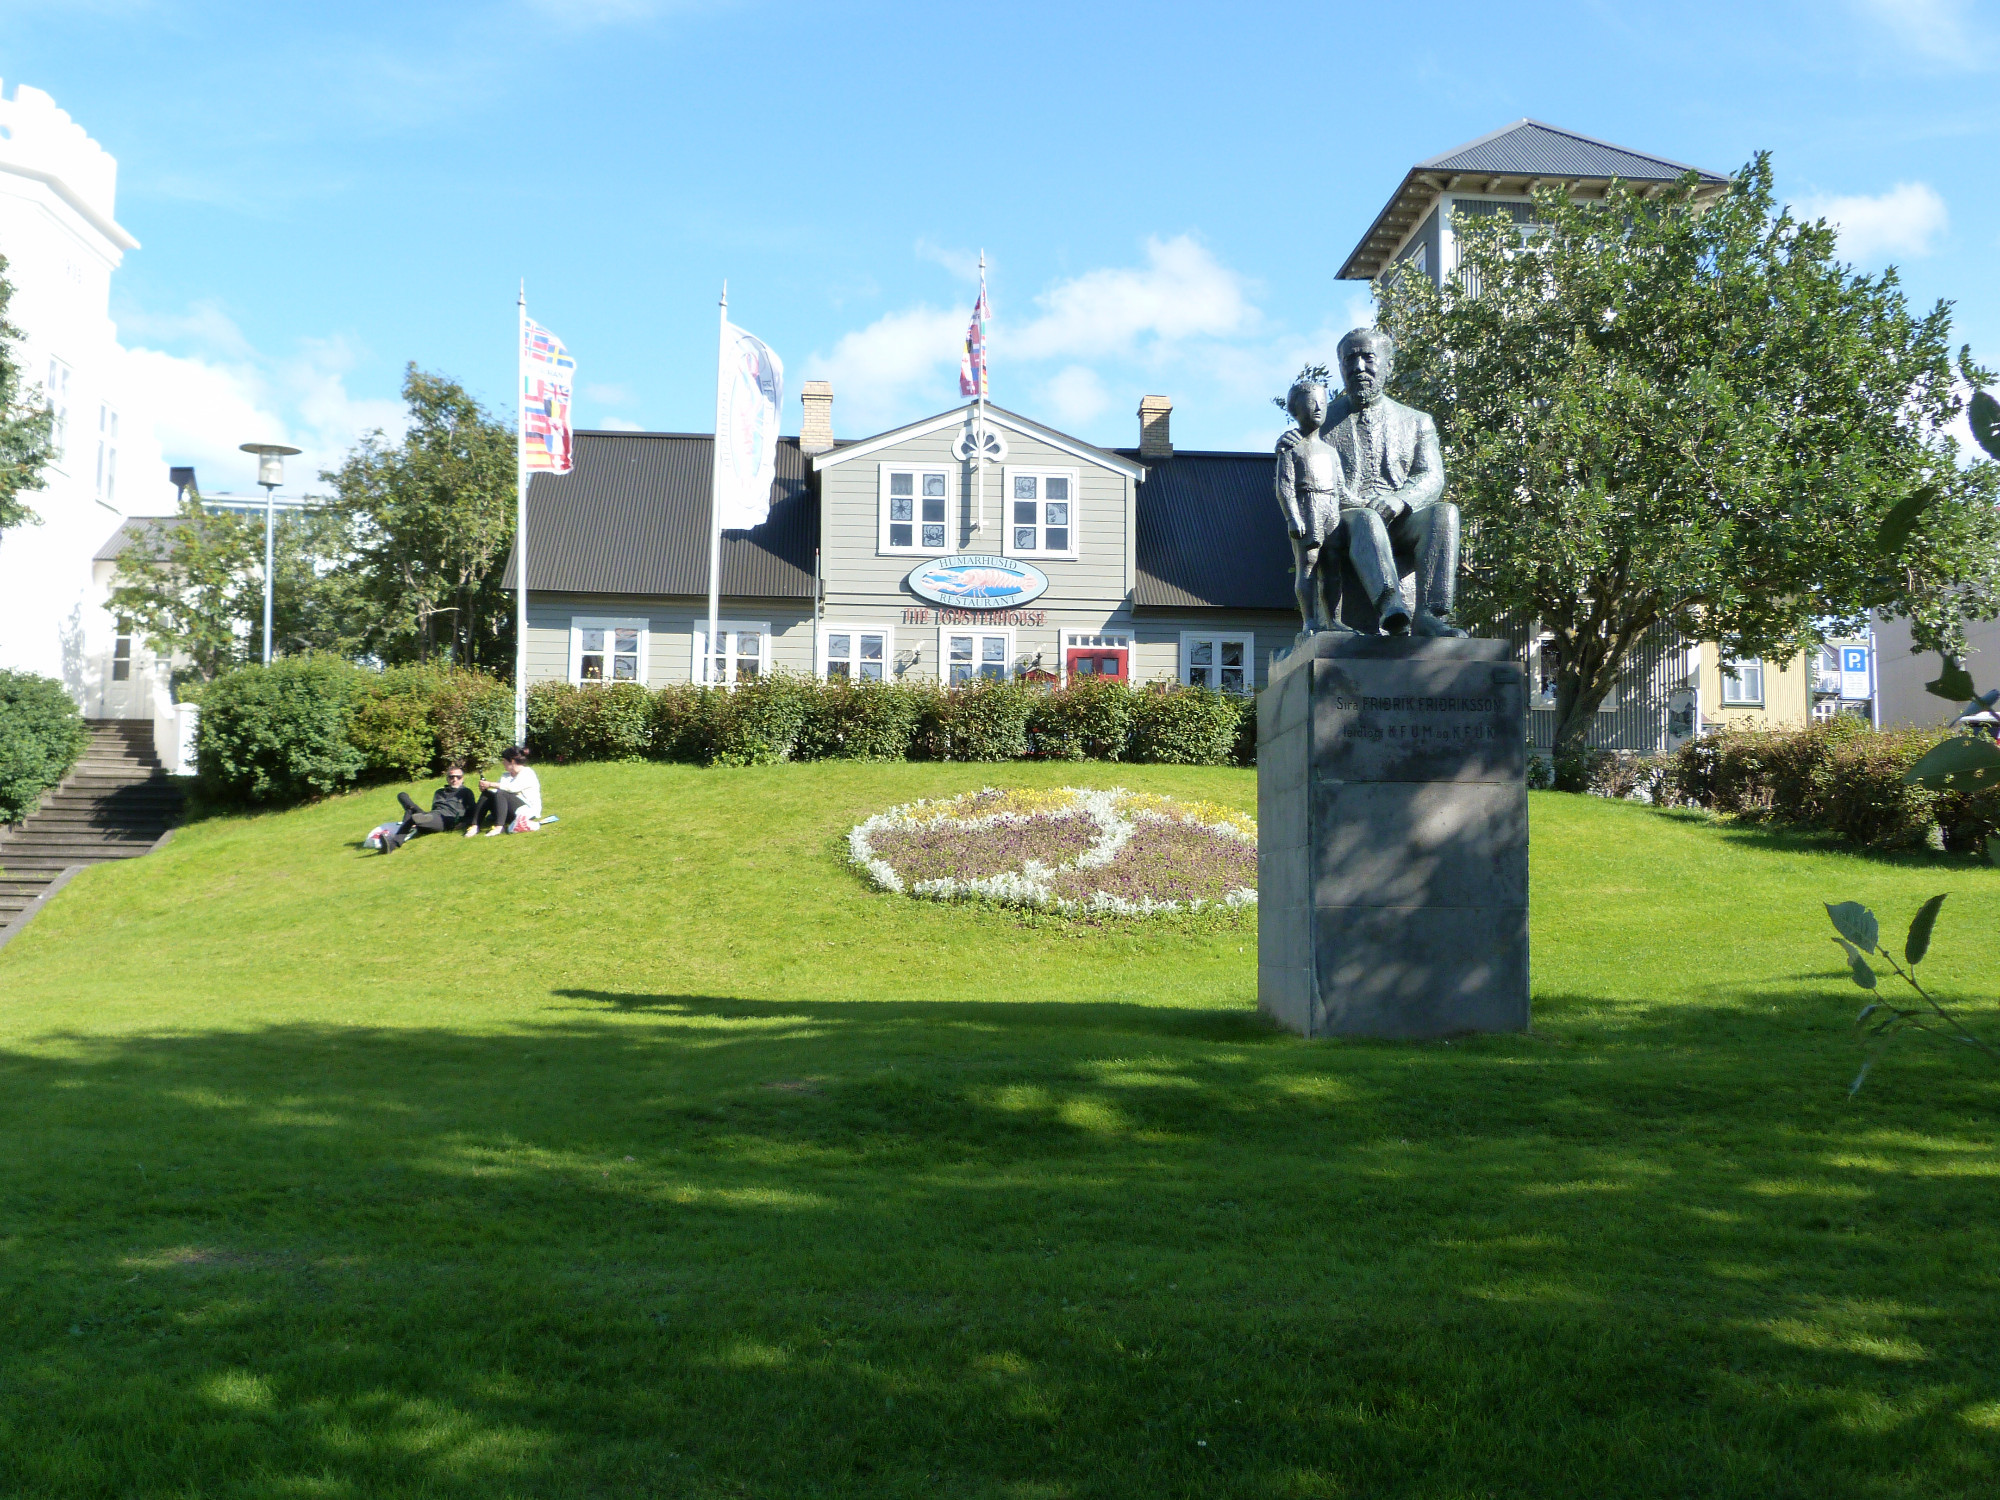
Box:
[1274,330,1466,639]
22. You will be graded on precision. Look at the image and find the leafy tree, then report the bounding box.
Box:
[107,493,364,681]
[106,500,259,682]
[1376,154,2000,758]
[325,366,516,671]
[0,256,54,538]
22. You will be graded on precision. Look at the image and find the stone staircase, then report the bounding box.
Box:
[0,720,185,928]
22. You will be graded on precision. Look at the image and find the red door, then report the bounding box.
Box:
[1064,645,1129,683]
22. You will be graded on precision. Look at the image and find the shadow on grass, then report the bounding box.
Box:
[553,988,1283,1044]
[2,993,1998,1498]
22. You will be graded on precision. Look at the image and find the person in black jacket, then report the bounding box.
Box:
[383,765,477,851]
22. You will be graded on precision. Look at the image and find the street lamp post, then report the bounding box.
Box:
[240,442,301,666]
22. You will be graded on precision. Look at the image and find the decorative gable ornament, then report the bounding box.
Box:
[954,424,1007,463]
[907,554,1049,610]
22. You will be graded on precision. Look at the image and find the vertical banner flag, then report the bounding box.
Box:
[522,319,576,474]
[959,271,990,398]
[714,321,785,531]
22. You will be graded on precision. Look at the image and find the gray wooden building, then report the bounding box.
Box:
[502,389,1298,696]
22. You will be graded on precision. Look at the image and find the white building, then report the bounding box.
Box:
[0,80,171,713]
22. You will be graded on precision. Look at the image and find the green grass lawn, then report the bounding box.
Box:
[3,762,1999,1499]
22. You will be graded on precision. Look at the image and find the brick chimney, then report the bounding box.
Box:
[799,380,834,455]
[1138,394,1172,459]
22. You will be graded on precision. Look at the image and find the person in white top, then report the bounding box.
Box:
[466,747,544,836]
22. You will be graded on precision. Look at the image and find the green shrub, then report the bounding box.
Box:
[646,683,704,763]
[692,674,810,766]
[0,670,91,822]
[1553,749,1606,793]
[422,669,515,771]
[795,679,923,761]
[1027,678,1134,761]
[1586,750,1670,802]
[1664,720,1953,852]
[915,678,1034,761]
[1229,693,1259,768]
[350,688,434,780]
[197,656,368,804]
[1130,684,1242,765]
[526,681,651,763]
[1818,727,1940,850]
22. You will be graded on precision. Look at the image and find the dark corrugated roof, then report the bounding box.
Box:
[501,430,817,598]
[95,515,184,562]
[1337,119,1728,281]
[1123,449,1293,612]
[1418,119,1724,182]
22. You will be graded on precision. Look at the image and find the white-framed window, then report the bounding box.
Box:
[111,620,133,682]
[46,357,69,465]
[940,625,1014,686]
[1531,634,1618,711]
[693,619,772,686]
[95,403,118,503]
[878,464,954,554]
[570,616,649,684]
[1180,631,1254,694]
[1003,467,1079,559]
[1060,630,1132,686]
[820,623,893,681]
[1720,656,1764,706]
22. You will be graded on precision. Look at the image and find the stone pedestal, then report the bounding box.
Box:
[1257,634,1529,1039]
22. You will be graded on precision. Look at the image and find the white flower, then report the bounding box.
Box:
[848,786,1257,918]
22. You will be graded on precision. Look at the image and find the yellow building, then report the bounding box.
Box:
[1695,641,1873,732]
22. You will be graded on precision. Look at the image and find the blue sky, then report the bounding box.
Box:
[8,0,1998,495]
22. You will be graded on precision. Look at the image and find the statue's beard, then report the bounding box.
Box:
[1351,379,1381,406]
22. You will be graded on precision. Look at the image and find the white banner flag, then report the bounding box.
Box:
[714,320,785,531]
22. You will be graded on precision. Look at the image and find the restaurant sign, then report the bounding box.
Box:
[906,554,1049,610]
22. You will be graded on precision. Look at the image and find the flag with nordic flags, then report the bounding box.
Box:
[958,271,990,399]
[521,318,576,474]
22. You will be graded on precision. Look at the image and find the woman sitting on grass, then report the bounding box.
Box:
[466,747,542,837]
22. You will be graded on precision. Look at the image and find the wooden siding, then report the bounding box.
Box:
[820,425,1128,605]
[524,592,814,686]
[1396,204,1442,285]
[816,415,1138,683]
[1493,617,1687,752]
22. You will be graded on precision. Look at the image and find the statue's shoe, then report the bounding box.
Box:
[1379,605,1413,635]
[1412,611,1468,638]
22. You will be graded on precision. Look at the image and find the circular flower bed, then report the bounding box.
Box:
[848,787,1257,916]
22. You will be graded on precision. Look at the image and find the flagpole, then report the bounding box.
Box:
[974,250,987,539]
[706,281,727,687]
[514,281,529,744]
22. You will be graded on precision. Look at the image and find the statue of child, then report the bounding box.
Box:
[1274,373,1351,637]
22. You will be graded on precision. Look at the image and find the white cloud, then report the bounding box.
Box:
[1039,366,1110,427]
[814,305,968,431]
[596,416,646,432]
[1009,236,1255,361]
[117,305,405,504]
[1851,0,1988,65]
[1797,181,1950,262]
[914,239,984,284]
[584,382,635,406]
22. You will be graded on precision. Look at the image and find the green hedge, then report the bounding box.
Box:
[194,665,1263,805]
[1646,719,1965,852]
[198,658,515,805]
[0,670,91,823]
[524,675,1257,769]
